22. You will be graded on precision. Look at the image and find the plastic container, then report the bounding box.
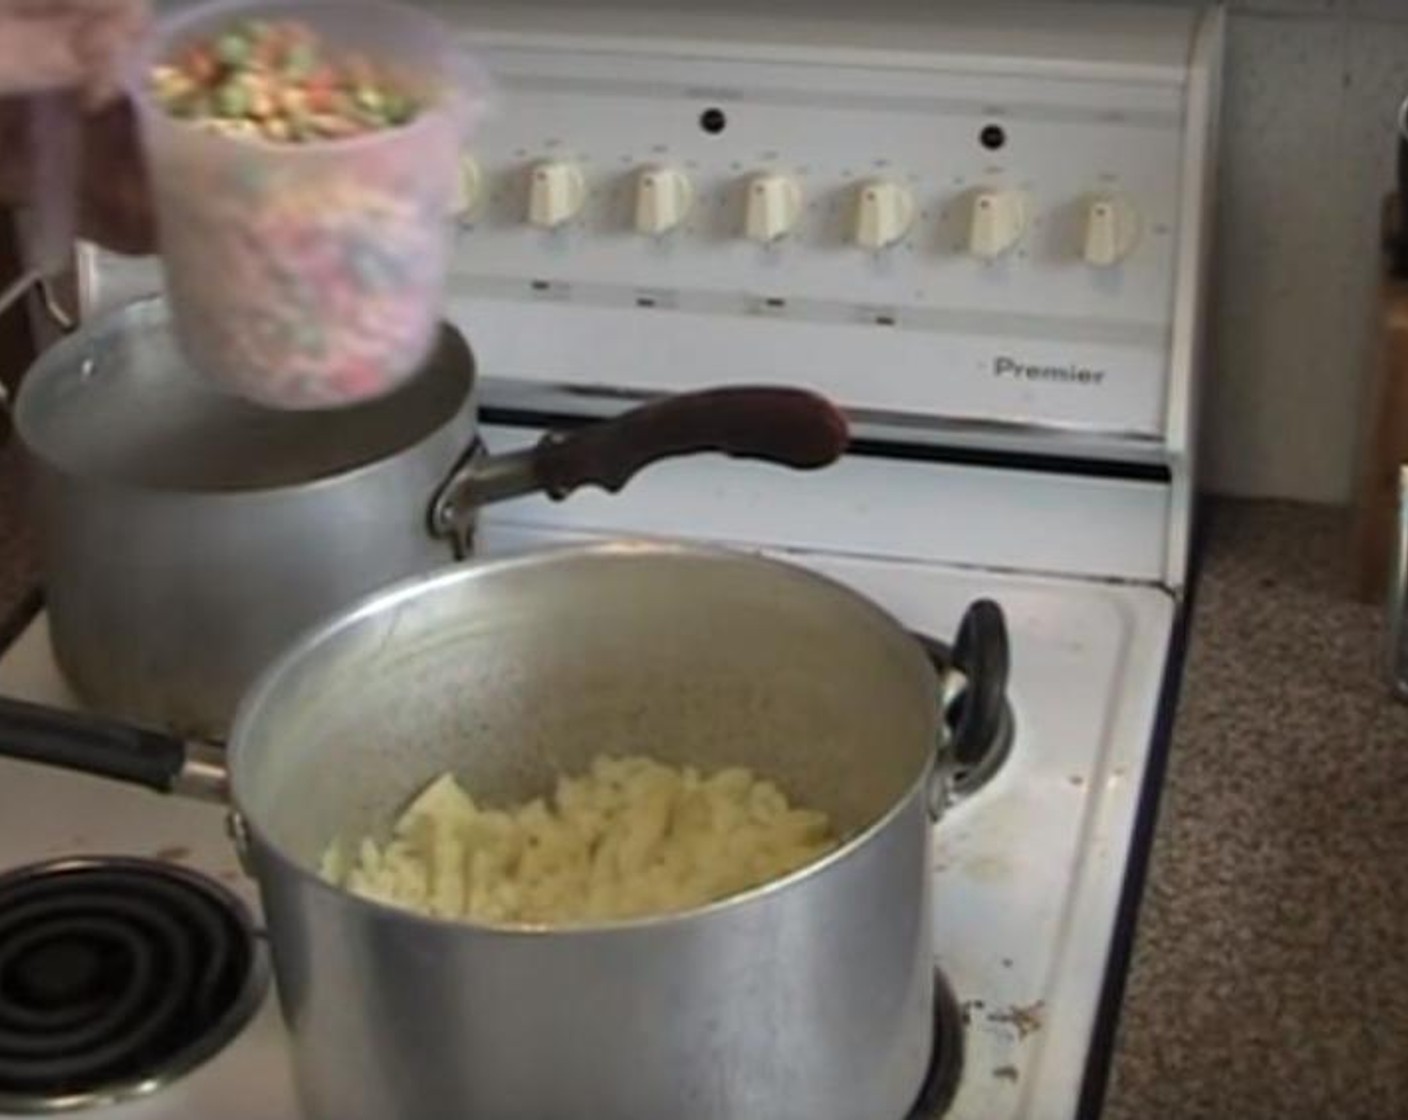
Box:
[126,0,489,410]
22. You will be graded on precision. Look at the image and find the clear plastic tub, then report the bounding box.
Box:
[126,0,489,410]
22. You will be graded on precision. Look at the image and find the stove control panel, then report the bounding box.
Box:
[75,1,1222,450]
[429,1,1221,445]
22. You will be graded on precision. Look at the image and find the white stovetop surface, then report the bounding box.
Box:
[0,519,1174,1120]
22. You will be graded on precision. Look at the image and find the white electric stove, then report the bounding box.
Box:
[0,2,1224,1118]
[0,508,1176,1120]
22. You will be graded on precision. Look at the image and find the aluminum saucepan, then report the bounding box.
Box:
[0,542,1009,1120]
[11,298,848,740]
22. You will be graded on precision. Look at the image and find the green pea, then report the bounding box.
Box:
[216,80,250,118]
[215,31,251,66]
[283,42,315,80]
[355,102,390,128]
[382,93,415,125]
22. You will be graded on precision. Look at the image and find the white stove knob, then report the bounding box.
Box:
[452,155,482,217]
[1082,194,1140,267]
[967,188,1028,260]
[528,160,587,229]
[635,166,694,235]
[853,180,915,250]
[744,173,803,244]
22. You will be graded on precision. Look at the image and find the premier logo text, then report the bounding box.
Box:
[992,357,1107,385]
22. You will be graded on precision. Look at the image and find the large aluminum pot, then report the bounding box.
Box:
[12,299,847,739]
[0,543,1009,1120]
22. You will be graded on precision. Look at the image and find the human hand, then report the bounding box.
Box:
[0,0,149,107]
[0,1,155,255]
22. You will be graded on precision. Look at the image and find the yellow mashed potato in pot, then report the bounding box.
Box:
[319,755,839,925]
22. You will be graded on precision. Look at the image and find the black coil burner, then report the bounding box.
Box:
[0,857,269,1113]
[905,969,966,1119]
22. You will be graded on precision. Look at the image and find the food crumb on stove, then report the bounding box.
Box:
[960,998,985,1025]
[992,1065,1019,1082]
[987,1000,1045,1039]
[1068,775,1084,787]
[154,845,191,862]
[1001,957,1013,968]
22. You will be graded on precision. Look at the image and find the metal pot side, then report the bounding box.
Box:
[14,299,479,739]
[228,543,944,1120]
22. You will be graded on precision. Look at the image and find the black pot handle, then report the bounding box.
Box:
[428,387,849,555]
[0,696,188,793]
[948,599,1010,769]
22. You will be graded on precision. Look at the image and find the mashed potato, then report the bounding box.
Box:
[320,755,839,925]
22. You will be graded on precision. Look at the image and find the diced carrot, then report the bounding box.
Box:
[304,84,335,113]
[182,45,219,85]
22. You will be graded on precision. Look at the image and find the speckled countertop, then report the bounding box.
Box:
[0,471,1404,1117]
[1104,499,1408,1120]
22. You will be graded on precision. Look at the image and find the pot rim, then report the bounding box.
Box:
[12,296,478,501]
[226,538,943,938]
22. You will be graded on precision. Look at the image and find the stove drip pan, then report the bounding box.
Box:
[0,857,268,1113]
[906,969,965,1119]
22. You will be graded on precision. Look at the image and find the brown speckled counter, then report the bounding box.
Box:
[1105,499,1408,1120]
[0,462,1403,1116]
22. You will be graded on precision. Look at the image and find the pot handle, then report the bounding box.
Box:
[531,386,848,498]
[920,599,1010,818]
[431,386,849,545]
[949,599,1010,769]
[0,696,223,800]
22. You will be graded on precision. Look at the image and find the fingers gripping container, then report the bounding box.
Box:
[128,0,490,410]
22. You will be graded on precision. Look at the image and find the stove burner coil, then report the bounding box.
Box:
[0,857,268,1113]
[906,970,965,1119]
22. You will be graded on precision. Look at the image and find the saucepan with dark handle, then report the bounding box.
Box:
[11,297,848,741]
[0,541,1009,1120]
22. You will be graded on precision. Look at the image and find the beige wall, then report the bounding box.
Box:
[1092,0,1408,504]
